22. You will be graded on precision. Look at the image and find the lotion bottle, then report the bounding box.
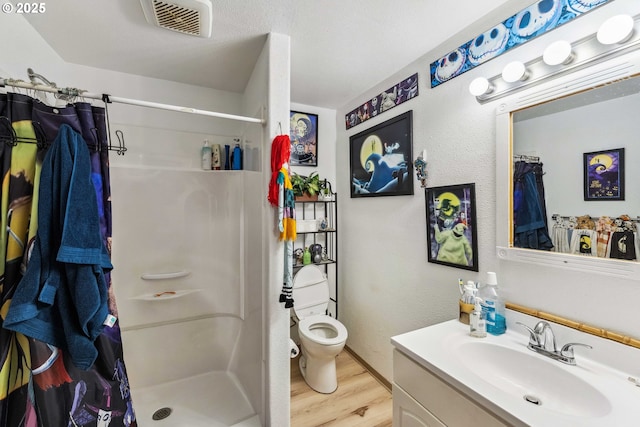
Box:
[201,140,212,170]
[470,297,486,338]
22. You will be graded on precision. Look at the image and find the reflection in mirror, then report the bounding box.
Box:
[511,74,640,263]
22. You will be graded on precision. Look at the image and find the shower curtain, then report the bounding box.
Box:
[513,160,553,251]
[0,93,136,426]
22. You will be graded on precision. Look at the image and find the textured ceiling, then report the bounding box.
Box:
[23,0,513,109]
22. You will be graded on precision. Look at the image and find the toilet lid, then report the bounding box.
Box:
[292,265,329,319]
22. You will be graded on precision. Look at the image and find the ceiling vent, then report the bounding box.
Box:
[140,0,212,38]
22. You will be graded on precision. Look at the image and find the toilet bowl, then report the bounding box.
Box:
[292,265,348,394]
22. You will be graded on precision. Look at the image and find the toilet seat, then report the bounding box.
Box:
[298,315,348,346]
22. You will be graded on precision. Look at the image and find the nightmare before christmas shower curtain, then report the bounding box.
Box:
[0,93,136,426]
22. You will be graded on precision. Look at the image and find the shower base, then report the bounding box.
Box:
[132,371,261,426]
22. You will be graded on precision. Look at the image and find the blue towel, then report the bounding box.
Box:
[4,124,112,370]
[514,172,553,250]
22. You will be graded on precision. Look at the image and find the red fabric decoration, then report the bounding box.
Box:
[268,134,291,206]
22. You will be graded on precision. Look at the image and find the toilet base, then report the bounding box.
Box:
[298,353,338,394]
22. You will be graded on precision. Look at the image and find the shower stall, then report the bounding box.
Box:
[1,5,291,421]
[110,124,265,426]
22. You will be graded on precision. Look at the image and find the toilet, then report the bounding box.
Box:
[292,265,348,394]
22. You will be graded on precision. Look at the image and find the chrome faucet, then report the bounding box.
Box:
[516,321,592,366]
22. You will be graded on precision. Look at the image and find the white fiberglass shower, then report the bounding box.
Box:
[109,124,264,427]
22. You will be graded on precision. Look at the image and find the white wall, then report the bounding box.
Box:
[289,103,337,187]
[0,15,246,137]
[261,32,292,427]
[336,0,640,383]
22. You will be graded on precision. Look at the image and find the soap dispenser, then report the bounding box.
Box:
[470,297,486,338]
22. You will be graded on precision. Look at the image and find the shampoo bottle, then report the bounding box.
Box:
[224,144,231,170]
[478,271,506,335]
[231,143,243,170]
[470,297,486,338]
[211,143,222,170]
[201,140,212,170]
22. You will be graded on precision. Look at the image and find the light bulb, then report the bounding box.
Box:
[502,61,528,83]
[468,77,492,96]
[597,14,634,45]
[543,40,573,66]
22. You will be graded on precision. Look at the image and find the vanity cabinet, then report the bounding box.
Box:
[393,385,445,427]
[392,350,509,427]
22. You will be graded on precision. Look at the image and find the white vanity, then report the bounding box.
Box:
[391,309,640,427]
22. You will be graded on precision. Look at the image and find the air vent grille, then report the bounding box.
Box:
[152,0,201,36]
[140,0,212,38]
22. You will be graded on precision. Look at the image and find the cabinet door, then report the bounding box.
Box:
[393,385,446,427]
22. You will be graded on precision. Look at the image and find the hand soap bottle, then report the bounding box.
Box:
[470,297,486,338]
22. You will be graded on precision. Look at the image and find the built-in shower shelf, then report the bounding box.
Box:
[131,289,203,301]
[141,270,191,280]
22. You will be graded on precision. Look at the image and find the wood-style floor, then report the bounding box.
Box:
[290,348,393,427]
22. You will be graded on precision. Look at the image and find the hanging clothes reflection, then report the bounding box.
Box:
[513,156,553,250]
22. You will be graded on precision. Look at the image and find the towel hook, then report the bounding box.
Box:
[27,67,57,89]
[114,130,127,155]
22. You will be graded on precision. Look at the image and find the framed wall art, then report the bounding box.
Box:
[349,110,413,198]
[290,111,318,166]
[584,147,625,201]
[344,73,419,130]
[425,183,478,271]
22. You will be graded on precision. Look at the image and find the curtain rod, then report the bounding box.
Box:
[0,77,265,125]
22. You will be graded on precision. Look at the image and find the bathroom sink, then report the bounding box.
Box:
[454,341,611,417]
[391,314,640,427]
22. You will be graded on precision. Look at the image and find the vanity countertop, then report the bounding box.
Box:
[391,311,640,427]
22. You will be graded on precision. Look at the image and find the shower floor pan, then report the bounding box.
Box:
[132,371,261,426]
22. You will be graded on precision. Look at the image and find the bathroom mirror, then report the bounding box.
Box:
[495,52,640,280]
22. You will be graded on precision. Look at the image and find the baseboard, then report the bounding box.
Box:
[344,345,392,392]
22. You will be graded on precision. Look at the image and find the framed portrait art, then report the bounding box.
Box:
[349,110,413,198]
[583,148,625,201]
[290,111,318,166]
[425,183,478,271]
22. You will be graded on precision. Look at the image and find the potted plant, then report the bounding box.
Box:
[318,179,334,201]
[291,172,321,201]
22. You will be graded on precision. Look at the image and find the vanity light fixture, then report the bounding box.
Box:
[471,13,640,104]
[502,61,528,83]
[468,77,493,96]
[597,14,635,45]
[543,40,574,66]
